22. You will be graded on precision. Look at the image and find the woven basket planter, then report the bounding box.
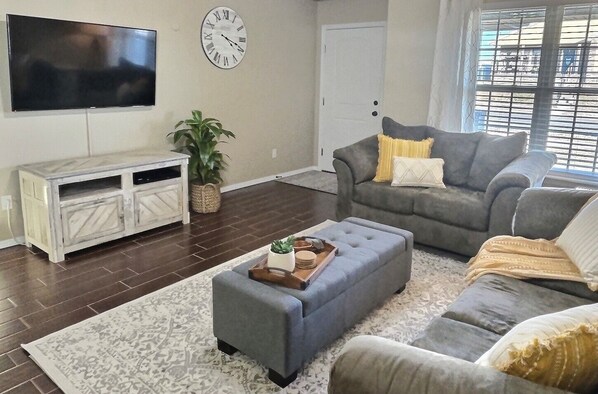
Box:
[191,182,221,213]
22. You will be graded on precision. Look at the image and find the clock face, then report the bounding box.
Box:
[201,7,247,69]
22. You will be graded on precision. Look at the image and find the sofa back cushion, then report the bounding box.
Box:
[428,128,483,186]
[382,117,431,141]
[467,132,527,191]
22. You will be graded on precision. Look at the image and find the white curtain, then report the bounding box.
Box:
[427,0,483,132]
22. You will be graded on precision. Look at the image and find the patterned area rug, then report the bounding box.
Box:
[23,221,466,394]
[276,171,337,195]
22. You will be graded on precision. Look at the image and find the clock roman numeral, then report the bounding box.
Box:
[232,54,238,64]
[213,52,221,64]
[223,10,230,20]
[237,25,245,32]
[239,37,246,43]
[213,11,221,21]
[206,42,215,54]
[205,20,215,29]
[223,56,229,67]
[232,14,237,23]
[237,46,245,54]
[203,32,212,41]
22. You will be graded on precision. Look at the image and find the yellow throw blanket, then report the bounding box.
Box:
[466,236,587,287]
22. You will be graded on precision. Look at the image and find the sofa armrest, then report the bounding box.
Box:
[329,336,568,394]
[513,187,596,239]
[485,151,557,205]
[333,135,378,185]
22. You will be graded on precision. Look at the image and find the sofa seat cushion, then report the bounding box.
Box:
[443,274,593,336]
[233,221,407,316]
[410,317,502,362]
[353,181,423,215]
[413,186,488,231]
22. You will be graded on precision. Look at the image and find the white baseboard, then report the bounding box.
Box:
[0,236,25,250]
[221,166,318,193]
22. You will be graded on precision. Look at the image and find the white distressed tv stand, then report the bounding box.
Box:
[19,151,190,263]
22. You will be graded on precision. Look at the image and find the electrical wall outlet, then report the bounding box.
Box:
[272,148,278,159]
[1,195,12,211]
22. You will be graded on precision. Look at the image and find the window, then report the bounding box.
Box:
[475,4,598,180]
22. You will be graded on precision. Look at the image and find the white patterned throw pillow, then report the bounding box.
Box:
[391,157,446,188]
[556,194,598,291]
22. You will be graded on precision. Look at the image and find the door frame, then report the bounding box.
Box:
[317,21,387,171]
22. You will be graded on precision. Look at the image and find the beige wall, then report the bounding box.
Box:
[384,0,440,125]
[314,0,388,163]
[0,0,318,243]
[316,0,388,26]
[0,0,443,246]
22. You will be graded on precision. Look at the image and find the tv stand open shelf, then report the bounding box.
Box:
[19,151,190,263]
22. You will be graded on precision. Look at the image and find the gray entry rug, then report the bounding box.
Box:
[23,221,466,394]
[276,171,337,195]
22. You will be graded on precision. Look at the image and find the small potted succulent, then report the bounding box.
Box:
[268,236,295,272]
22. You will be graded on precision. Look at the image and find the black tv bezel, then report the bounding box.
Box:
[6,14,158,112]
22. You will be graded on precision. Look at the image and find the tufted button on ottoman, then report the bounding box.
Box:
[212,217,413,387]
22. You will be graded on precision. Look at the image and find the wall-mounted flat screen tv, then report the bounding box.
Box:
[7,14,157,111]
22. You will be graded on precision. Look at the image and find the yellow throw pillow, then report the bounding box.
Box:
[477,303,598,393]
[502,324,598,393]
[373,134,434,182]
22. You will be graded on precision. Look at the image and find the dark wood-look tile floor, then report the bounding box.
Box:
[0,182,336,393]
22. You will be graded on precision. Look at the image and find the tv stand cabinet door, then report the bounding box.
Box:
[133,183,183,229]
[61,196,125,248]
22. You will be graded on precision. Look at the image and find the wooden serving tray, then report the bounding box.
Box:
[248,239,338,290]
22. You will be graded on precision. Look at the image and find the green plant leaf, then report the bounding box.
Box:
[166,109,235,186]
[192,110,203,122]
[221,129,236,138]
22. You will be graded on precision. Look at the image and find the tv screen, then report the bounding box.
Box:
[7,14,157,111]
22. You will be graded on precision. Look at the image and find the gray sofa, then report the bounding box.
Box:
[329,188,598,394]
[333,117,557,256]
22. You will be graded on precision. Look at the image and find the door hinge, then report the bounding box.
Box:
[322,97,325,106]
[324,45,326,53]
[321,148,324,156]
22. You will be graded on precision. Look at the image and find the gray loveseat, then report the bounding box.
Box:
[329,188,598,394]
[333,117,557,256]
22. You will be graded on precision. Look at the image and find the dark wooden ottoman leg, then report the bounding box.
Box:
[217,339,238,355]
[396,284,406,294]
[268,368,298,388]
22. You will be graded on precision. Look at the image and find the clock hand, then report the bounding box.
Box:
[221,34,243,51]
[223,37,235,49]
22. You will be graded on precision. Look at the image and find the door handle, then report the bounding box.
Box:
[372,111,378,117]
[373,100,379,106]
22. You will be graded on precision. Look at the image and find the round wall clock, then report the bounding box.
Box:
[201,7,247,69]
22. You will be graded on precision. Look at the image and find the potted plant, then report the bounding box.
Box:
[168,110,236,213]
[268,236,296,272]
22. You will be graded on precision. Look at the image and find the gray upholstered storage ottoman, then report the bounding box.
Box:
[212,217,413,387]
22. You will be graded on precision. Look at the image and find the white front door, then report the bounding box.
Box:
[318,23,386,172]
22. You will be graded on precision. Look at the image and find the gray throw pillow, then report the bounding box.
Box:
[467,132,527,191]
[382,117,431,141]
[428,128,483,186]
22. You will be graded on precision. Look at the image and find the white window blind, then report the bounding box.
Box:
[475,4,598,179]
